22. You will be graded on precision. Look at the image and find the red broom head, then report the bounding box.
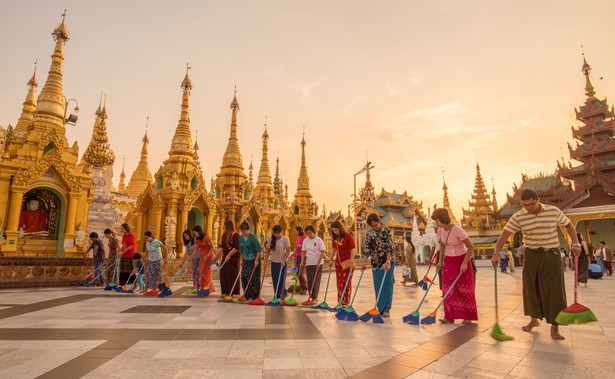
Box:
[237,295,246,302]
[302,299,315,306]
[556,302,598,325]
[248,297,266,306]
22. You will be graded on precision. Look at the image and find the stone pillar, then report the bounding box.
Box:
[65,194,79,235]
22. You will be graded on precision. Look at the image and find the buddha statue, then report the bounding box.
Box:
[19,199,47,233]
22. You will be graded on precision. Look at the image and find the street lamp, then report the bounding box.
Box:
[353,161,374,258]
[63,97,79,126]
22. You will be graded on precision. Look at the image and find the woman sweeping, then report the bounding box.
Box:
[265,225,291,299]
[219,220,241,296]
[433,208,478,324]
[329,221,355,307]
[119,223,136,285]
[142,231,168,294]
[182,230,198,290]
[576,233,590,288]
[293,226,309,294]
[238,221,263,301]
[193,225,215,293]
[403,236,418,286]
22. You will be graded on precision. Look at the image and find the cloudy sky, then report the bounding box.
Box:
[1,1,614,218]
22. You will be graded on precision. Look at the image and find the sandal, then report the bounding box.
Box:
[438,318,454,324]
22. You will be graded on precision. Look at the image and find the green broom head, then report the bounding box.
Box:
[491,322,514,341]
[555,302,598,325]
[314,301,329,310]
[403,311,420,325]
[267,297,282,306]
[282,297,298,306]
[328,304,343,312]
[184,288,198,295]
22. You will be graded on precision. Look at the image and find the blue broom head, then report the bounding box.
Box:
[418,280,428,291]
[84,282,92,287]
[104,283,115,290]
[335,309,348,320]
[197,288,210,297]
[159,288,172,297]
[329,304,343,312]
[359,312,373,322]
[372,315,384,324]
[314,302,329,310]
[345,311,360,322]
[420,314,436,325]
[402,311,420,324]
[267,299,282,306]
[113,286,123,293]
[158,282,169,291]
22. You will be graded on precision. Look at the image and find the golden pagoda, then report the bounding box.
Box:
[441,170,458,224]
[126,67,218,253]
[117,157,127,192]
[0,12,93,256]
[124,118,153,198]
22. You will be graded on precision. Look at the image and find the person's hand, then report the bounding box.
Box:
[436,261,443,272]
[384,261,391,272]
[328,260,333,270]
[571,244,581,257]
[351,260,356,270]
[491,253,500,267]
[361,263,367,271]
[224,254,231,262]
[255,259,260,268]
[460,261,468,274]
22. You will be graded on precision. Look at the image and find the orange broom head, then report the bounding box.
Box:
[368,308,380,316]
[121,285,128,291]
[224,295,233,301]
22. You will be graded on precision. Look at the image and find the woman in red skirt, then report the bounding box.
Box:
[433,208,478,324]
[192,225,215,293]
[329,221,355,307]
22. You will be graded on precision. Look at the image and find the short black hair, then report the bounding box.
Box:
[239,221,250,231]
[295,226,304,236]
[520,188,538,201]
[89,232,98,239]
[600,241,606,245]
[144,231,153,238]
[304,225,315,233]
[103,228,113,235]
[366,213,380,226]
[133,252,142,260]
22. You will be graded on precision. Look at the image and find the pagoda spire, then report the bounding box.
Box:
[14,61,39,132]
[441,168,458,224]
[249,156,254,185]
[220,87,245,172]
[34,10,70,124]
[125,117,154,197]
[193,130,203,174]
[255,116,275,203]
[581,48,597,102]
[273,153,282,196]
[461,162,497,230]
[296,129,310,192]
[83,95,115,168]
[118,156,127,192]
[167,64,194,158]
[491,177,498,212]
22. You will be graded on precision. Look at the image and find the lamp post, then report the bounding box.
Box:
[353,161,374,258]
[63,97,79,126]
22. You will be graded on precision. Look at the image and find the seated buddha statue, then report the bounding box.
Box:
[19,199,47,233]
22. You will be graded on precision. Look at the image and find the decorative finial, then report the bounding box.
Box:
[27,60,38,87]
[142,116,150,144]
[52,9,70,41]
[181,63,193,90]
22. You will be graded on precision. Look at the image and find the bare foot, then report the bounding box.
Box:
[438,318,454,324]
[522,319,539,332]
[551,325,565,340]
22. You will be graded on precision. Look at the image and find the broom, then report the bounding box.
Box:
[84,262,116,287]
[219,270,242,302]
[421,271,463,325]
[491,266,514,341]
[403,269,439,324]
[417,252,437,291]
[121,263,144,293]
[159,258,193,297]
[267,263,286,306]
[329,267,353,312]
[197,258,229,297]
[194,251,216,296]
[77,252,94,285]
[298,262,321,308]
[555,255,597,325]
[359,268,389,323]
[282,274,300,306]
[235,262,259,304]
[336,269,365,321]
[247,262,267,305]
[314,265,333,310]
[107,254,123,291]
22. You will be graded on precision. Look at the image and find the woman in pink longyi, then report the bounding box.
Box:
[433,208,478,324]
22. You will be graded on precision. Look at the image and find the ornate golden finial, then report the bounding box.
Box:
[273,152,281,196]
[126,117,154,197]
[263,115,269,140]
[143,116,149,143]
[53,9,70,41]
[194,129,199,151]
[118,156,127,192]
[28,60,38,87]
[100,93,108,119]
[255,117,274,201]
[296,128,311,196]
[166,68,195,160]
[83,97,115,167]
[581,45,597,101]
[181,63,192,90]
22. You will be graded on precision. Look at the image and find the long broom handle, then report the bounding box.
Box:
[257,262,268,296]
[241,260,259,296]
[321,266,333,302]
[307,263,321,299]
[335,267,354,306]
[168,257,194,284]
[494,267,499,322]
[422,250,437,279]
[348,270,365,307]
[206,258,229,288]
[85,261,117,285]
[574,255,579,304]
[432,271,463,313]
[273,261,285,297]
[229,269,241,295]
[416,270,439,312]
[373,267,389,306]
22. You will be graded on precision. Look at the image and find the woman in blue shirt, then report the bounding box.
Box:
[238,221,262,301]
[143,231,168,294]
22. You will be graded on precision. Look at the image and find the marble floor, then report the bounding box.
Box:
[0,264,613,379]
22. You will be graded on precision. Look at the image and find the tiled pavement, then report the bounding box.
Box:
[0,265,613,379]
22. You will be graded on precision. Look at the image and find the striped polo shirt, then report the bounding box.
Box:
[503,204,570,249]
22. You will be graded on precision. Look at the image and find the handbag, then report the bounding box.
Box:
[335,236,353,270]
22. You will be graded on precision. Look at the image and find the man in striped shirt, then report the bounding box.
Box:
[492,189,580,340]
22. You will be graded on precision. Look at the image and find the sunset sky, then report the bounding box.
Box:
[1,1,614,218]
